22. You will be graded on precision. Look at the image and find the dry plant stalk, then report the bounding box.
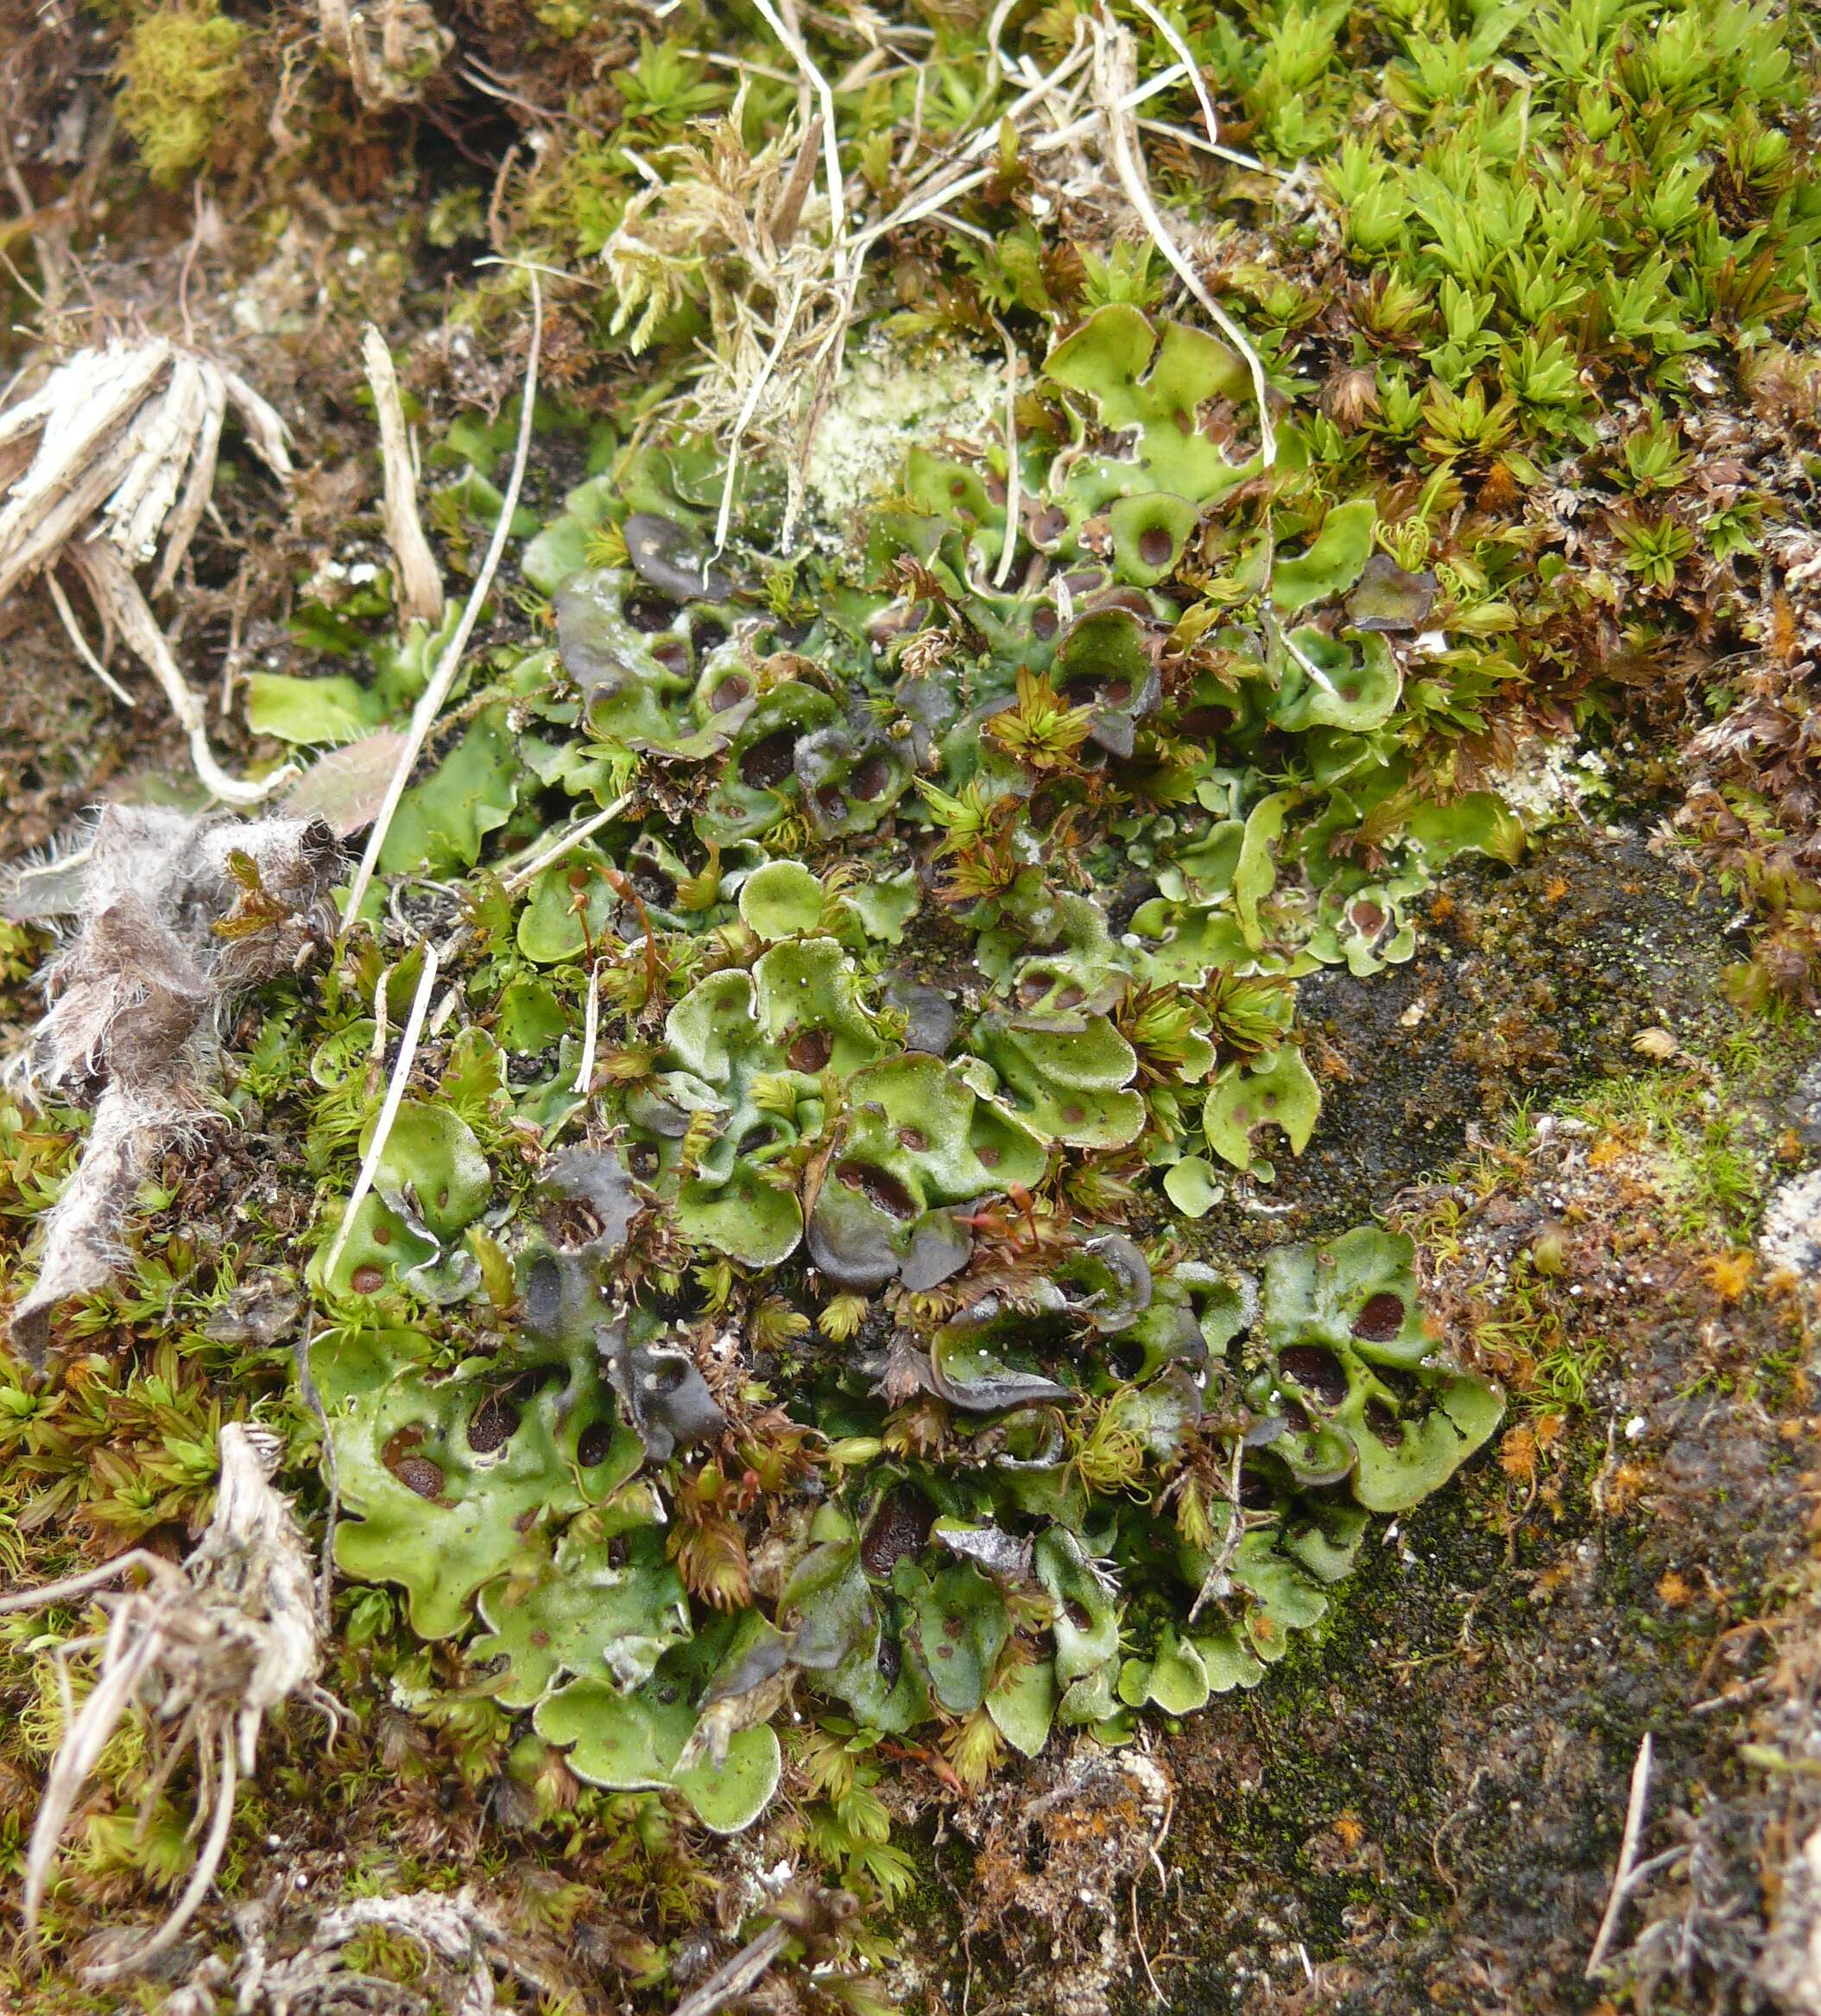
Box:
[164,1880,587,2015]
[602,3,1274,552]
[1086,11,1276,473]
[314,936,439,1291]
[0,1424,334,1981]
[318,0,453,106]
[3,807,339,1356]
[338,269,542,936]
[0,339,293,804]
[360,324,446,628]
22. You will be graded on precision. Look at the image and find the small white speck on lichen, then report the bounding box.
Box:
[1483,740,1611,825]
[802,338,1002,536]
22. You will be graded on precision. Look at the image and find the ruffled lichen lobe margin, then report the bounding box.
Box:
[0,0,1818,2007]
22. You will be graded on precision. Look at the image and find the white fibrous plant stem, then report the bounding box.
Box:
[72,540,281,805]
[314,938,439,1292]
[0,1423,335,1981]
[339,270,543,936]
[1089,12,1277,476]
[319,0,454,106]
[3,807,340,1356]
[0,340,295,805]
[360,324,446,629]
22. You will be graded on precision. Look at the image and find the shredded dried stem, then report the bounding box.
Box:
[340,269,543,935]
[0,1425,333,1980]
[0,338,294,802]
[361,323,445,629]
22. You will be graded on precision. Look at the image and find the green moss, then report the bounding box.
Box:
[1311,0,1817,429]
[114,0,250,186]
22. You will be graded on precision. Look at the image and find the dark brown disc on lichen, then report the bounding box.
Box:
[576,1420,618,1468]
[861,1487,934,1577]
[467,1395,521,1454]
[838,1160,917,1219]
[623,512,734,603]
[393,1454,445,1499]
[1353,1291,1407,1342]
[738,730,797,787]
[1138,525,1174,569]
[1279,1344,1350,1409]
[623,589,683,634]
[789,1027,834,1073]
[851,755,892,800]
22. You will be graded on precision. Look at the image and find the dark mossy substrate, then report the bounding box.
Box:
[1128,1354,1805,2014]
[0,587,195,856]
[890,807,1818,2016]
[1264,814,1747,1242]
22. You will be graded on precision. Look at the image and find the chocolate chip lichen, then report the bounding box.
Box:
[1,3,1817,2009]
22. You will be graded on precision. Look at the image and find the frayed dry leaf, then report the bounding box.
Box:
[360,325,444,628]
[5,806,339,1355]
[0,339,293,803]
[281,728,412,835]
